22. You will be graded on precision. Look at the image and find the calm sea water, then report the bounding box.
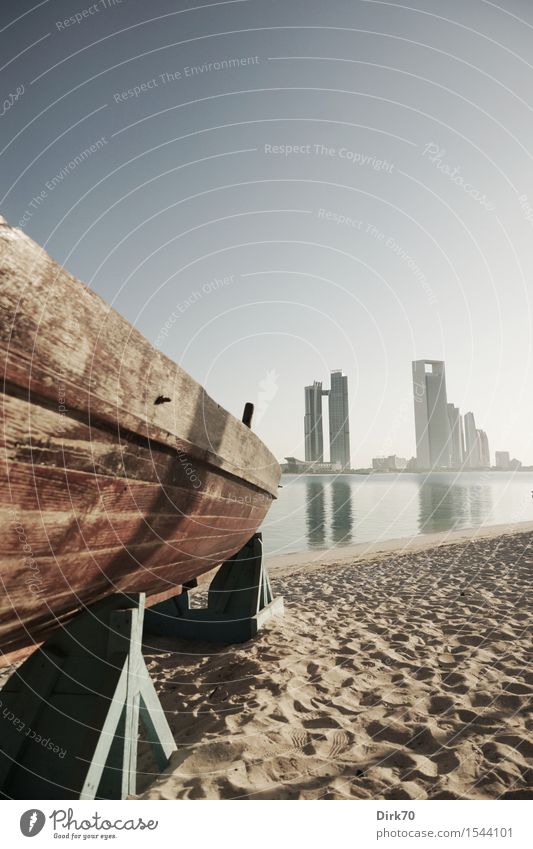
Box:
[260,472,533,557]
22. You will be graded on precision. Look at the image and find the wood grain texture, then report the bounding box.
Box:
[0,220,280,656]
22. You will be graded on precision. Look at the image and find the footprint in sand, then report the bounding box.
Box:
[433,748,461,774]
[414,666,434,681]
[386,750,418,769]
[442,672,467,689]
[503,681,532,695]
[328,730,351,759]
[494,736,533,758]
[494,693,521,710]
[290,730,311,750]
[471,691,493,707]
[303,715,343,730]
[499,790,533,800]
[367,720,412,745]
[307,662,320,678]
[460,634,486,647]
[457,709,480,724]
[360,692,382,706]
[428,694,455,715]
[405,725,440,755]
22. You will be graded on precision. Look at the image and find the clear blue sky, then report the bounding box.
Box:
[2,0,533,465]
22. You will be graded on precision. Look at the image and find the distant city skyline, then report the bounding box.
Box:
[297,357,520,472]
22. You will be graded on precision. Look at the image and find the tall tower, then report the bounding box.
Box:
[477,429,490,467]
[412,360,452,469]
[304,381,326,462]
[329,370,351,469]
[447,403,464,467]
[464,412,480,467]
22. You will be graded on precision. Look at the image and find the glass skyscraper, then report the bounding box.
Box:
[328,370,351,470]
[412,360,452,469]
[304,371,351,469]
[304,381,326,462]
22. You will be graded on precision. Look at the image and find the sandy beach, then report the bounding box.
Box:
[138,523,532,800]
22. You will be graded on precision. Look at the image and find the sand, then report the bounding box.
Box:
[137,523,533,800]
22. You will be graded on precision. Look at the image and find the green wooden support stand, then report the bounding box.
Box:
[144,533,284,643]
[0,593,176,800]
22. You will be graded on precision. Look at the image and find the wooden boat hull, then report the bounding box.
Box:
[0,219,280,657]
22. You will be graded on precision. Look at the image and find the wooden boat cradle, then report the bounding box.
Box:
[0,593,173,800]
[144,532,284,643]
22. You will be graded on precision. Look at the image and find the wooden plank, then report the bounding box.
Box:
[1,459,271,520]
[138,663,176,771]
[2,390,277,499]
[126,608,143,797]
[79,660,129,800]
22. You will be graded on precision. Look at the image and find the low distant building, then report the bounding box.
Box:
[283,456,333,474]
[495,451,510,469]
[509,457,522,470]
[372,455,407,471]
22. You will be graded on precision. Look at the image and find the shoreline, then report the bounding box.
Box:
[267,519,533,575]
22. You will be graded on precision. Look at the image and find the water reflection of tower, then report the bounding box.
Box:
[331,480,353,545]
[305,478,327,547]
[418,480,464,534]
[418,477,493,534]
[467,479,493,526]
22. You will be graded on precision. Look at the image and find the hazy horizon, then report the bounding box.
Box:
[2,0,533,465]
